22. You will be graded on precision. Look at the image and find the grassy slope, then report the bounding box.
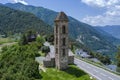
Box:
[41,65,95,80]
[0,38,14,45]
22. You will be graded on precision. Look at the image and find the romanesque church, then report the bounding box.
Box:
[39,12,74,70]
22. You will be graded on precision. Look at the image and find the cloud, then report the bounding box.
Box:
[10,0,28,5]
[82,13,120,26]
[81,0,106,7]
[81,0,120,26]
[81,0,120,8]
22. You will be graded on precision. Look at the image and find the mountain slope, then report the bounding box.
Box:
[95,25,120,39]
[94,27,120,46]
[0,5,52,36]
[4,3,120,57]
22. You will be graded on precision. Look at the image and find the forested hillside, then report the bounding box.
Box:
[4,3,120,57]
[95,25,120,39]
[0,5,52,36]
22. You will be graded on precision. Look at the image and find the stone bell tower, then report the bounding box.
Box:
[54,12,69,70]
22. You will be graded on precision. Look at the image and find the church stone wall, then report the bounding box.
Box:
[43,55,74,68]
[43,58,55,67]
[43,12,74,70]
[68,56,74,64]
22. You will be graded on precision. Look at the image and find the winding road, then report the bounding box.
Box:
[75,58,120,80]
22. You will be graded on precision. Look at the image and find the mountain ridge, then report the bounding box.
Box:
[95,25,120,39]
[1,3,120,59]
[0,4,52,36]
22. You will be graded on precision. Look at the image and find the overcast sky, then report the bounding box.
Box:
[0,0,120,26]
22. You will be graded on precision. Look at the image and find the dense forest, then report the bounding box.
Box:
[0,5,52,37]
[0,44,41,80]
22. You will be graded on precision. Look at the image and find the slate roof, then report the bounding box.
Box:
[55,12,69,22]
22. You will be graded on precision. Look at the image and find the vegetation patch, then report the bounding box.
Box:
[0,5,52,36]
[0,44,41,80]
[41,65,95,80]
[0,38,14,45]
[0,32,96,80]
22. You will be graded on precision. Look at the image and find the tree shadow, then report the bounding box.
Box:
[63,65,87,78]
[39,74,43,79]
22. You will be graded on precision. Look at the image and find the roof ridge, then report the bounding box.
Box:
[55,11,69,21]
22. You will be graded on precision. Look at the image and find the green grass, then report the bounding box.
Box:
[40,65,95,80]
[0,38,14,45]
[0,47,1,52]
[38,51,45,56]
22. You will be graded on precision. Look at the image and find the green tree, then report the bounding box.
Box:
[19,34,28,45]
[36,35,45,44]
[116,47,120,72]
[0,44,42,80]
[45,34,54,44]
[41,46,50,56]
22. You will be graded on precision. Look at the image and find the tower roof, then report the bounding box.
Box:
[55,12,69,22]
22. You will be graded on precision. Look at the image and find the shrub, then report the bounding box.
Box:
[41,46,50,55]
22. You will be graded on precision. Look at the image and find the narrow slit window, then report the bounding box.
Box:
[56,24,58,33]
[62,25,66,34]
[56,37,58,45]
[56,48,58,54]
[63,38,66,46]
[63,49,65,56]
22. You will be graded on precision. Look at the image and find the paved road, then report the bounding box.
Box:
[75,58,120,80]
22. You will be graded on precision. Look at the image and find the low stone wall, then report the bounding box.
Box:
[43,60,52,67]
[43,58,55,67]
[43,56,74,68]
[51,58,55,67]
[68,56,74,64]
